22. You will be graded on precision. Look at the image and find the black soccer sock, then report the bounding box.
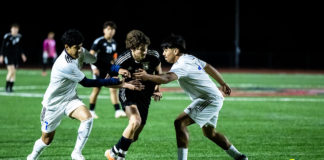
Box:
[114,104,121,111]
[5,81,10,92]
[9,82,14,92]
[89,103,96,111]
[115,136,133,152]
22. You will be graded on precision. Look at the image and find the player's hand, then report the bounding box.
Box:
[0,56,3,64]
[152,91,162,102]
[119,68,131,78]
[133,69,149,81]
[220,83,231,96]
[127,80,145,91]
[123,82,145,91]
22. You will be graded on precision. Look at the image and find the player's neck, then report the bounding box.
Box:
[104,35,112,41]
[173,53,183,63]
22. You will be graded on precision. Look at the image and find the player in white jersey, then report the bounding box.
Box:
[27,29,140,160]
[134,34,248,160]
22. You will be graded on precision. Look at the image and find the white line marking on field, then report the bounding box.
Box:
[1,92,324,102]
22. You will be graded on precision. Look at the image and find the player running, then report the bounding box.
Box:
[105,30,162,160]
[27,29,141,160]
[134,34,248,160]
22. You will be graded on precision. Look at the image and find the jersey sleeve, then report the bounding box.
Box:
[170,63,187,79]
[90,39,100,51]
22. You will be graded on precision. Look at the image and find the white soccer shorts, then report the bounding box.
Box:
[184,96,223,128]
[40,99,85,133]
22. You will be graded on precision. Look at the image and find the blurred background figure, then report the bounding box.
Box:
[42,31,57,76]
[88,21,126,119]
[0,23,27,92]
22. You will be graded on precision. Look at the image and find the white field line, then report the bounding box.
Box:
[1,92,324,102]
[163,83,324,88]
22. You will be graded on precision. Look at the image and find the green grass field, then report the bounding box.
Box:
[0,69,324,160]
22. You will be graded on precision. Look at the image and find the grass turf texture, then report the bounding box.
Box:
[0,69,324,159]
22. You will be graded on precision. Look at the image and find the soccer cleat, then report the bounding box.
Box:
[236,154,248,160]
[90,111,99,119]
[105,149,117,160]
[71,151,85,160]
[115,110,126,118]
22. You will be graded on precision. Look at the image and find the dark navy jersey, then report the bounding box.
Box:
[0,33,23,57]
[91,36,117,70]
[116,50,161,106]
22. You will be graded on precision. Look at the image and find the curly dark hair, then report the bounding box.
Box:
[161,34,186,52]
[125,30,150,50]
[61,29,84,47]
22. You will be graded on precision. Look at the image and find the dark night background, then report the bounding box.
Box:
[1,0,323,69]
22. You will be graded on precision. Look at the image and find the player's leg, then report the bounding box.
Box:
[110,88,126,118]
[132,103,149,142]
[174,112,195,160]
[27,131,55,160]
[105,104,141,160]
[89,87,101,118]
[69,105,93,159]
[6,65,16,92]
[202,126,247,160]
[28,106,61,160]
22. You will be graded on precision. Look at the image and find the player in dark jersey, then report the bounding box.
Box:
[89,21,126,119]
[105,30,162,160]
[0,23,27,92]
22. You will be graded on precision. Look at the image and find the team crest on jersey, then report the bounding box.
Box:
[128,66,133,71]
[142,62,149,70]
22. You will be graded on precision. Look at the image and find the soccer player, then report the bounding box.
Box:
[134,34,248,160]
[105,30,162,160]
[42,31,57,76]
[0,23,27,92]
[27,29,139,160]
[89,21,126,119]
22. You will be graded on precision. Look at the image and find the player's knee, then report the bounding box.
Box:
[174,119,183,128]
[130,116,141,130]
[42,136,54,145]
[203,131,214,139]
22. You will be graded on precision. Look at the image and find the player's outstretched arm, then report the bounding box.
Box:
[204,63,231,96]
[79,76,121,87]
[133,69,177,84]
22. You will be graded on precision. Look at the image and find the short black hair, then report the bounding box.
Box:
[61,29,84,47]
[161,34,186,52]
[11,23,20,28]
[103,21,117,29]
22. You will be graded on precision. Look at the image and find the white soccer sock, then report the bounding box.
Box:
[73,118,93,153]
[225,145,242,159]
[29,138,49,158]
[178,148,188,160]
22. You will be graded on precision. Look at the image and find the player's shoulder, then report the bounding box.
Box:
[147,50,159,58]
[3,33,11,39]
[16,33,22,38]
[115,50,132,64]
[93,36,105,44]
[54,53,77,72]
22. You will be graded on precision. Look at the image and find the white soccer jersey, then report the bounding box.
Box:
[170,54,223,101]
[42,48,95,107]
